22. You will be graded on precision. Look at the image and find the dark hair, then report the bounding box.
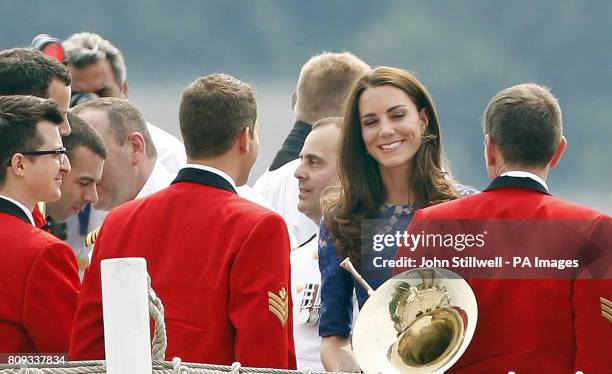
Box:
[484,83,562,167]
[72,97,156,158]
[0,48,71,98]
[0,95,64,184]
[64,112,107,159]
[323,66,460,266]
[179,73,257,158]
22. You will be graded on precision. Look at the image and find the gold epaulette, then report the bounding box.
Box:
[85,227,101,247]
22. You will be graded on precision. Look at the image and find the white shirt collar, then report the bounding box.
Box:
[500,171,548,191]
[0,194,35,226]
[182,164,237,190]
[136,162,174,200]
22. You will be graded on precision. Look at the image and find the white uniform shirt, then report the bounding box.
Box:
[135,161,174,199]
[290,234,324,371]
[146,121,186,175]
[254,159,318,245]
[291,232,359,370]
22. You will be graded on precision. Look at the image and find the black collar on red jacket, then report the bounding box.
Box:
[485,175,551,195]
[0,197,31,224]
[171,167,237,194]
[269,120,312,171]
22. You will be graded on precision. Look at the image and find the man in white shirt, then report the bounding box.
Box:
[44,113,106,272]
[255,52,370,245]
[291,117,347,370]
[69,98,174,259]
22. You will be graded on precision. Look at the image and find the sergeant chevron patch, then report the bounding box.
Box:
[601,297,612,323]
[268,286,288,327]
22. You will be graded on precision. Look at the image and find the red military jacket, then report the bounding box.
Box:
[399,176,611,373]
[0,197,80,353]
[70,167,297,369]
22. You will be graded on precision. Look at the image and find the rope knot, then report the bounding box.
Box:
[231,361,241,374]
[172,357,183,374]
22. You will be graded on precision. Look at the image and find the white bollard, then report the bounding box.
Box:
[101,258,153,374]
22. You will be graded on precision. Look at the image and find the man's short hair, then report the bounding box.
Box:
[0,48,71,98]
[179,73,257,159]
[484,83,563,168]
[63,32,127,85]
[0,95,64,184]
[64,112,107,159]
[295,52,370,124]
[72,97,156,158]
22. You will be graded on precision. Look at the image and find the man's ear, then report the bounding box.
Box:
[8,153,28,177]
[549,136,567,169]
[484,134,497,168]
[238,126,251,154]
[127,132,146,165]
[122,81,129,99]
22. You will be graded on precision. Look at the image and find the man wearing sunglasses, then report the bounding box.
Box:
[0,95,80,354]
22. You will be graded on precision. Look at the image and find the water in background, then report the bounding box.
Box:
[130,82,612,214]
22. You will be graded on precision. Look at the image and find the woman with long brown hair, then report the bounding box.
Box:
[318,66,475,371]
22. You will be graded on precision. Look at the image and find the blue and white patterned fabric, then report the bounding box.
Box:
[317,185,477,338]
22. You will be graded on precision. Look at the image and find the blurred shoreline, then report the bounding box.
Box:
[131,83,612,214]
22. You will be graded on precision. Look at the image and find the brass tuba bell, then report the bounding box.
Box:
[340,259,477,373]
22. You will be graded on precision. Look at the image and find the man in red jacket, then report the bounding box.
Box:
[0,95,79,354]
[70,73,296,369]
[396,83,611,373]
[0,48,74,230]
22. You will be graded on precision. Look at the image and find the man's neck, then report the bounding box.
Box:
[496,165,549,183]
[0,185,35,211]
[187,156,243,186]
[134,155,157,198]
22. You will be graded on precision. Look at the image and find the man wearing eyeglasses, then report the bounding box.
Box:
[0,47,73,231]
[0,95,80,354]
